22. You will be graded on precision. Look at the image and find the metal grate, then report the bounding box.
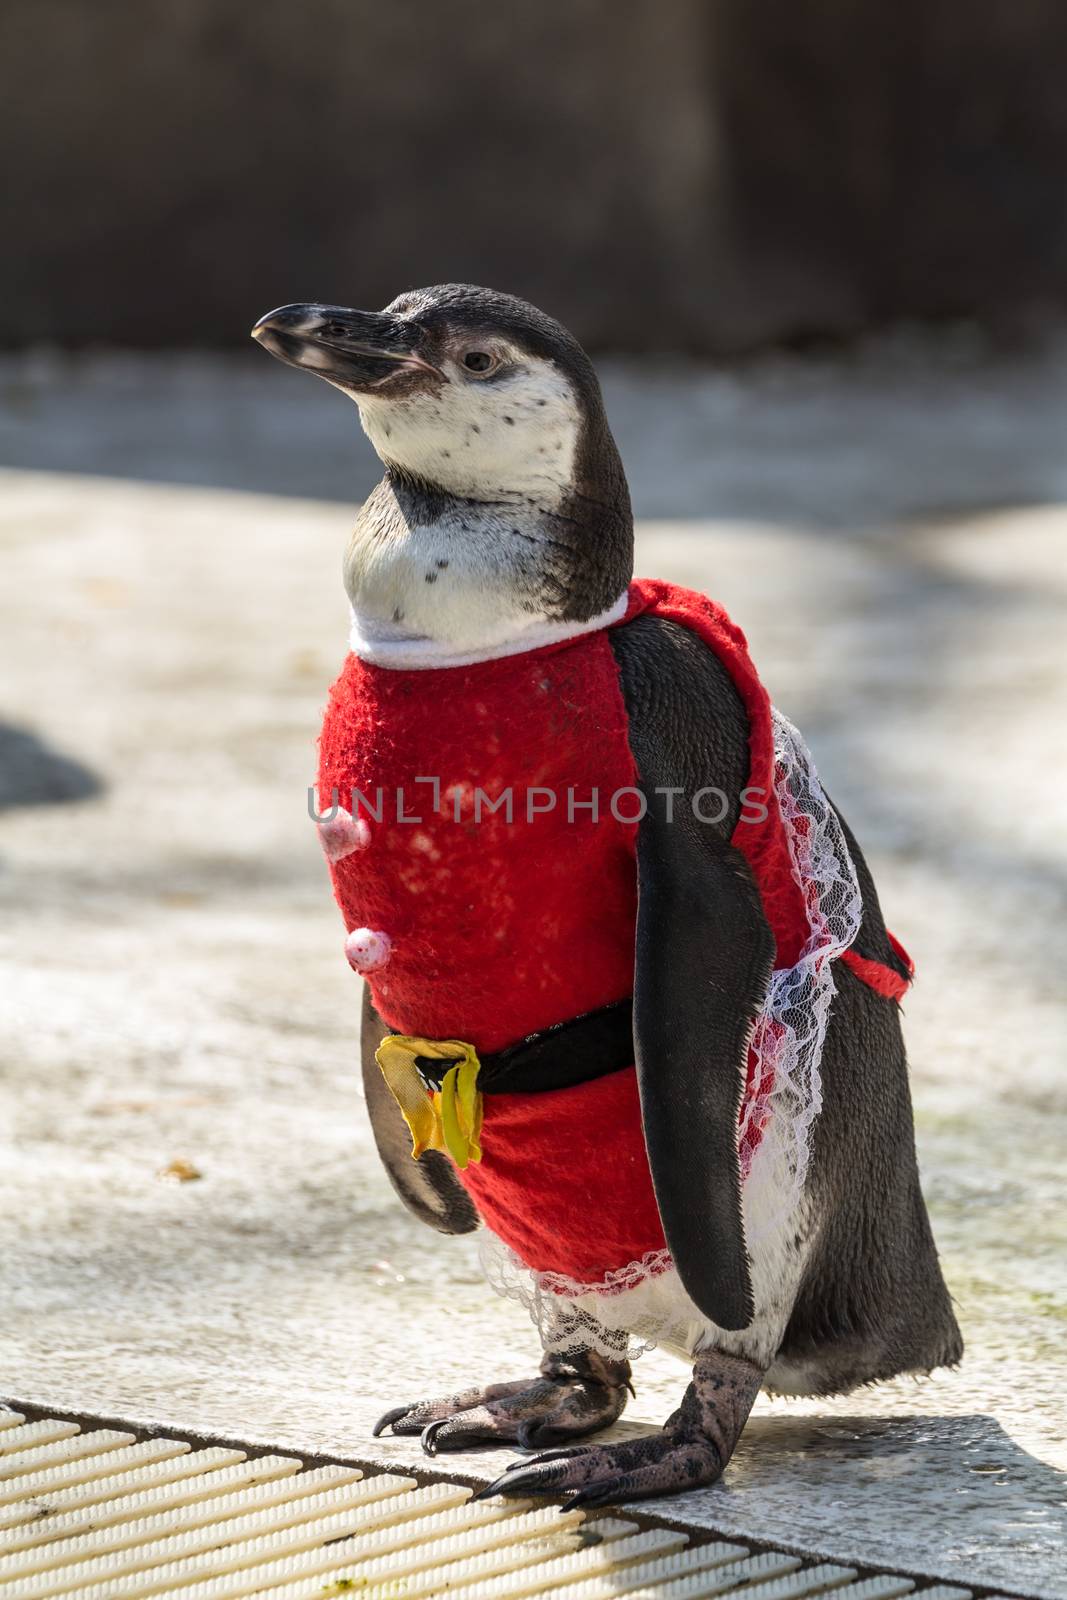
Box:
[0,1408,1018,1599]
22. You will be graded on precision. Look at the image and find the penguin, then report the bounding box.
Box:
[251,284,962,1507]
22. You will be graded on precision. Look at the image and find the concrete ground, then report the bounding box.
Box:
[1,334,1065,1597]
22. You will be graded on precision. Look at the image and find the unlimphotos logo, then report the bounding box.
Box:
[309,780,768,827]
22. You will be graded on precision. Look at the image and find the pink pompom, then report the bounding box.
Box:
[318,807,371,862]
[345,927,392,973]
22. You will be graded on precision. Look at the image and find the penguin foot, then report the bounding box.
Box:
[371,1350,632,1454]
[473,1349,763,1506]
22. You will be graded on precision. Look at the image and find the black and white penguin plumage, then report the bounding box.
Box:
[252,285,962,1505]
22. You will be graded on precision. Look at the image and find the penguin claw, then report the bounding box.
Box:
[367,1356,632,1453]
[473,1457,582,1503]
[511,1441,595,1464]
[420,1418,455,1456]
[471,1464,545,1502]
[372,1404,414,1437]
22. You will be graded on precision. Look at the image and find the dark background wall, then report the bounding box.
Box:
[5,0,1067,352]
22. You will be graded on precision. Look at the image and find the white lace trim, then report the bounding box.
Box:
[480,1237,705,1361]
[739,710,863,1243]
[480,709,863,1356]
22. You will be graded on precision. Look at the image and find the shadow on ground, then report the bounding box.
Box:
[0,722,102,810]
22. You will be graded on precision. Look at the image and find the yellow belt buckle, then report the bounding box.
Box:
[375,1034,483,1169]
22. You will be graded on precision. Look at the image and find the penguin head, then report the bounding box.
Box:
[253,284,627,507]
[252,284,633,641]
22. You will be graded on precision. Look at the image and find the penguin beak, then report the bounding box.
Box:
[250,303,440,391]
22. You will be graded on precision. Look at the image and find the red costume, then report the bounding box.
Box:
[317,580,909,1292]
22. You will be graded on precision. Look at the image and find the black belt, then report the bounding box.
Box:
[412,999,634,1095]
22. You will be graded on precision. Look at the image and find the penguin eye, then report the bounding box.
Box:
[462,350,496,375]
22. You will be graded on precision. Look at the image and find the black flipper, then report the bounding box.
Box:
[360,987,479,1235]
[610,616,775,1331]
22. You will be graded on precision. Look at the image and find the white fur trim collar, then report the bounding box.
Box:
[348,589,631,670]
